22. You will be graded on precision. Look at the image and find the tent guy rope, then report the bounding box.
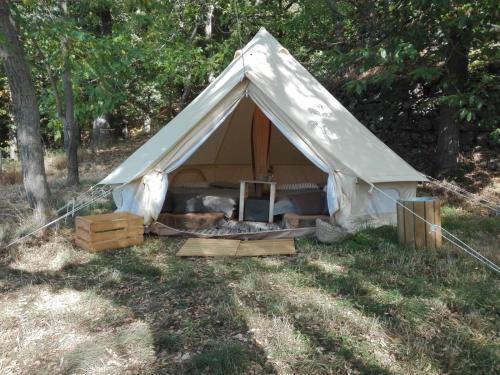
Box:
[369,183,500,274]
[3,185,114,249]
[425,175,500,214]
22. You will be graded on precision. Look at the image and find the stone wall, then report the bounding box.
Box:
[330,80,498,174]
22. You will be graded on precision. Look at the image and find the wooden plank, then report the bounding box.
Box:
[176,238,240,257]
[403,201,415,247]
[240,180,276,185]
[75,237,93,251]
[238,181,245,222]
[75,236,143,252]
[413,201,426,248]
[76,221,143,233]
[424,200,436,249]
[78,212,142,223]
[236,239,295,256]
[126,218,145,227]
[75,227,143,242]
[75,216,91,231]
[268,182,276,223]
[81,212,127,222]
[434,199,442,248]
[96,236,143,252]
[90,218,130,232]
[251,106,271,195]
[396,203,405,244]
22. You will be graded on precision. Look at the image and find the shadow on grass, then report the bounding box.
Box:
[238,225,499,375]
[1,222,498,374]
[0,240,276,374]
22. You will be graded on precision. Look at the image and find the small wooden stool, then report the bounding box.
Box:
[238,180,276,223]
[397,197,442,249]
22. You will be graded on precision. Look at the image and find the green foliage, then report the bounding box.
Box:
[1,0,498,146]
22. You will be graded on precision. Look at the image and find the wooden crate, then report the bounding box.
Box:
[397,198,441,249]
[74,212,144,252]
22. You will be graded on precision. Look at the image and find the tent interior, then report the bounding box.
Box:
[160,97,329,227]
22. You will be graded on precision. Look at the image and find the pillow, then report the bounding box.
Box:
[273,198,297,216]
[172,194,236,218]
[288,191,327,215]
[277,182,320,191]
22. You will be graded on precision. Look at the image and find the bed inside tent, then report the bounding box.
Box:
[155,96,330,236]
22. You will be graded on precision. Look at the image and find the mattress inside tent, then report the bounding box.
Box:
[161,186,328,218]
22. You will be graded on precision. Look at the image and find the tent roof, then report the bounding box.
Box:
[100,28,425,185]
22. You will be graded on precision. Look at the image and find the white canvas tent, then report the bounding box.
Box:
[100,27,426,229]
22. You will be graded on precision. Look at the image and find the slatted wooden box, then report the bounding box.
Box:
[74,212,144,252]
[397,197,442,249]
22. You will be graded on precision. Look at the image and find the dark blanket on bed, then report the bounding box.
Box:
[162,187,327,218]
[285,191,328,215]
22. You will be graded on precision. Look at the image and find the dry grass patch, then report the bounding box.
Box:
[0,193,497,375]
[246,312,311,372]
[0,285,155,375]
[239,270,407,374]
[0,164,22,185]
[9,234,88,272]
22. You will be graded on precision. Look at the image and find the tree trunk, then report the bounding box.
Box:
[204,4,214,40]
[435,30,468,177]
[98,6,112,36]
[179,74,191,110]
[142,114,151,134]
[91,5,113,148]
[91,115,110,152]
[325,0,344,46]
[8,124,17,160]
[0,0,51,223]
[60,0,79,186]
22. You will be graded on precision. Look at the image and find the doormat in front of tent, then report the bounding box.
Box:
[176,238,295,257]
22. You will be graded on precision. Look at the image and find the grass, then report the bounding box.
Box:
[188,342,251,375]
[0,207,498,374]
[157,333,183,352]
[0,141,498,374]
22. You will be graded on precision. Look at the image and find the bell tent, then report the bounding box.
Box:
[99,27,426,231]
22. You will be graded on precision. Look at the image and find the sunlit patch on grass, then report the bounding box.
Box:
[0,286,154,375]
[308,258,348,275]
[0,199,497,374]
[10,235,89,272]
[246,312,311,372]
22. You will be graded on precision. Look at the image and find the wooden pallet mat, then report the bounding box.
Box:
[176,238,240,257]
[236,239,295,256]
[176,238,295,257]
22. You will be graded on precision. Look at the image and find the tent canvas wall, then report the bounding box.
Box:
[100,27,426,230]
